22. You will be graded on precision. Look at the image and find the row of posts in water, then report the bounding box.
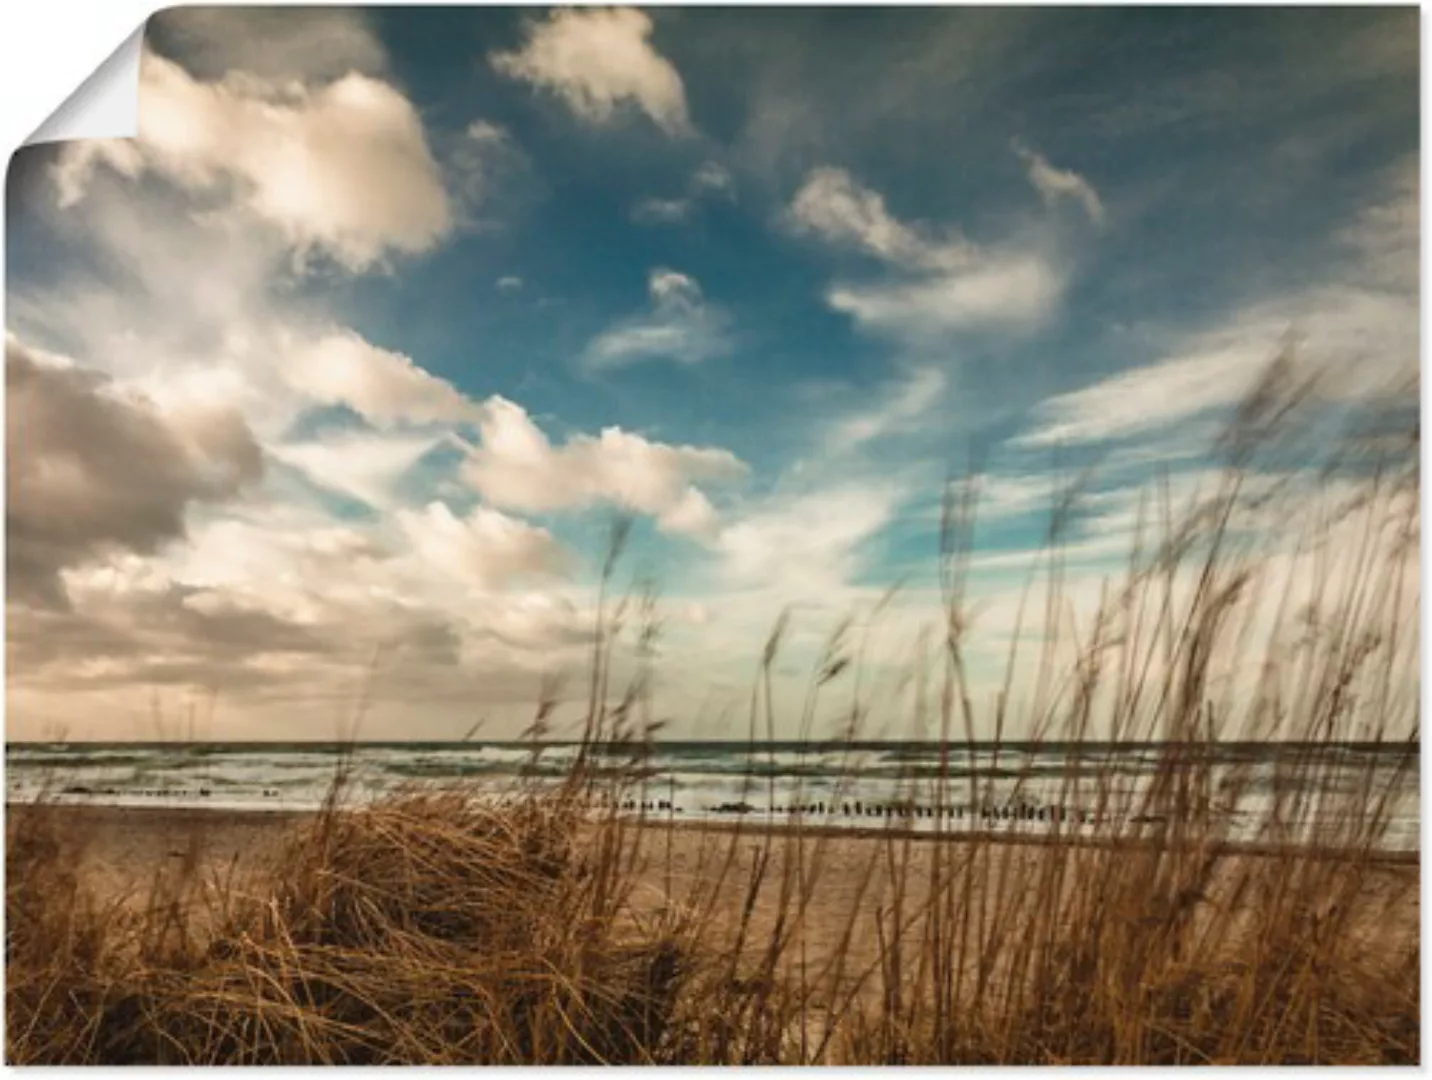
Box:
[57,787,1102,824]
[609,797,1099,824]
[60,785,285,798]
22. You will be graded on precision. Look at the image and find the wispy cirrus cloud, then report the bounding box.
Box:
[1012,139,1104,226]
[1013,156,1417,449]
[716,484,901,598]
[825,254,1065,341]
[633,160,735,224]
[585,268,734,370]
[824,366,948,454]
[788,166,975,271]
[787,159,1087,344]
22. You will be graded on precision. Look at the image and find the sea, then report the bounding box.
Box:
[5,740,1420,852]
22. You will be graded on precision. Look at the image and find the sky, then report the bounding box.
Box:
[4,6,1420,741]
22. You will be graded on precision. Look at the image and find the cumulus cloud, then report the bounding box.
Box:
[18,181,479,447]
[491,7,692,136]
[7,335,263,608]
[54,49,453,271]
[1012,140,1104,225]
[8,487,603,739]
[35,146,479,439]
[281,330,482,428]
[10,36,637,738]
[458,396,747,539]
[12,566,334,696]
[586,268,733,368]
[51,140,146,208]
[788,167,1066,341]
[396,502,571,590]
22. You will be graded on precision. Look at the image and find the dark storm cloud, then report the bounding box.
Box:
[145,6,388,83]
[6,336,264,607]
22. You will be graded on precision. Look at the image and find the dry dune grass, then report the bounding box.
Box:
[8,790,691,1064]
[5,775,1418,1065]
[5,357,1420,1064]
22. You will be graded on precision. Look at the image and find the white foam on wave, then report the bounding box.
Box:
[6,743,1417,852]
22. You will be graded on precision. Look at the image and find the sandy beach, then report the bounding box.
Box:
[9,796,1419,1064]
[14,801,1418,974]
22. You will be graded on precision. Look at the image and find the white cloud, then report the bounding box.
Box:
[1019,270,1414,449]
[633,159,736,224]
[271,430,439,509]
[155,506,577,642]
[586,268,733,368]
[826,366,947,453]
[458,396,747,539]
[789,167,1067,342]
[496,275,524,293]
[692,160,734,195]
[1015,157,1418,449]
[657,488,724,540]
[829,252,1064,339]
[449,119,527,213]
[1015,339,1263,449]
[466,119,507,144]
[1336,155,1417,293]
[8,496,603,739]
[281,330,482,428]
[396,502,571,590]
[1012,141,1104,225]
[789,166,973,271]
[55,49,452,271]
[491,7,692,136]
[16,182,478,446]
[126,516,386,632]
[52,139,145,208]
[717,486,898,597]
[10,49,642,738]
[633,196,693,224]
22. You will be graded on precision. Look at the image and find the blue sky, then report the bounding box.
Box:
[5,7,1419,740]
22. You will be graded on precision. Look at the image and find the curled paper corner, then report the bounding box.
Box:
[25,24,143,147]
